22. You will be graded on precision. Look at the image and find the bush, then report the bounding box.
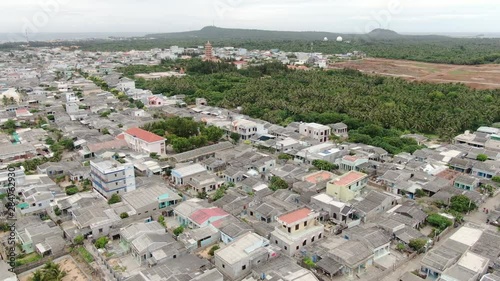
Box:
[415,189,426,198]
[303,257,316,269]
[74,235,84,245]
[158,215,166,227]
[120,212,129,219]
[95,236,109,249]
[108,194,121,204]
[66,187,79,195]
[409,238,427,252]
[312,160,338,171]
[397,243,405,251]
[278,153,292,161]
[269,176,288,191]
[173,226,184,236]
[450,195,476,213]
[208,245,220,256]
[427,214,452,230]
[476,154,488,161]
[77,246,94,263]
[54,206,62,216]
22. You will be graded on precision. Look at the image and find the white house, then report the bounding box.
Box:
[299,122,331,143]
[90,159,136,199]
[171,164,208,186]
[122,127,166,155]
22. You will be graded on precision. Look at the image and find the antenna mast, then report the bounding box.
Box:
[25,29,30,47]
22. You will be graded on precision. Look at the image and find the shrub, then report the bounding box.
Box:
[208,245,220,256]
[108,194,121,204]
[74,235,84,245]
[95,236,109,249]
[427,214,452,230]
[303,257,316,269]
[120,212,129,219]
[415,189,426,198]
[66,187,79,195]
[397,243,405,251]
[476,154,488,161]
[409,238,428,252]
[450,195,476,213]
[173,226,184,236]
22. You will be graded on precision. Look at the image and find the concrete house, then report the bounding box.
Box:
[90,159,136,199]
[453,174,480,191]
[270,207,324,256]
[16,219,64,255]
[330,122,348,138]
[339,155,369,172]
[310,193,359,227]
[215,232,278,281]
[299,122,331,143]
[170,163,207,185]
[122,127,166,155]
[326,171,368,202]
[120,221,165,252]
[472,160,500,179]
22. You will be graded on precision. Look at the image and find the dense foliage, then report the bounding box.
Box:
[107,194,121,205]
[426,214,452,230]
[29,261,66,281]
[94,236,109,249]
[450,195,476,213]
[312,160,338,171]
[269,176,289,191]
[142,116,225,153]
[127,60,500,151]
[409,238,428,252]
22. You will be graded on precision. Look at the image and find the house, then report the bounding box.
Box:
[330,122,348,138]
[188,173,225,195]
[472,160,500,179]
[17,185,55,215]
[341,226,391,260]
[231,119,267,140]
[70,203,121,238]
[440,251,490,281]
[116,77,135,92]
[420,225,483,279]
[170,163,207,185]
[243,255,319,281]
[178,224,220,252]
[339,155,369,172]
[218,216,253,244]
[130,232,181,265]
[215,232,278,281]
[122,184,181,217]
[310,193,359,227]
[120,221,165,253]
[453,174,480,191]
[122,127,166,155]
[16,219,64,255]
[326,171,368,202]
[299,122,331,143]
[124,255,211,281]
[353,190,398,222]
[270,207,324,255]
[392,203,428,228]
[90,159,136,199]
[0,143,37,164]
[448,157,473,173]
[189,207,229,228]
[329,240,374,277]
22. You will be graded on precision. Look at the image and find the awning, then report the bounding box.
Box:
[316,257,343,275]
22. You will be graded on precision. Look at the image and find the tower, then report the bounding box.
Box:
[204,41,213,61]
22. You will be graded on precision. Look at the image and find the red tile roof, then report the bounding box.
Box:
[190,208,228,225]
[343,155,359,162]
[278,208,312,224]
[331,171,367,186]
[124,127,165,143]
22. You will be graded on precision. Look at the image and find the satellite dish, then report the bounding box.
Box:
[336,36,343,42]
[323,37,328,41]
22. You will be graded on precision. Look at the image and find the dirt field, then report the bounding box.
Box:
[19,256,88,281]
[331,58,500,89]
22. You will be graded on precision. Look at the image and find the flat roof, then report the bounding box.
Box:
[172,163,206,177]
[449,226,483,247]
[330,171,367,186]
[278,208,314,224]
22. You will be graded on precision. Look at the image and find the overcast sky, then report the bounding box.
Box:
[0,0,498,34]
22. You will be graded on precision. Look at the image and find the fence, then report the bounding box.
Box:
[366,252,418,281]
[13,249,68,274]
[87,243,125,281]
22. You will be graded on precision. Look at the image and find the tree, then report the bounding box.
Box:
[230,132,240,143]
[74,235,84,245]
[477,154,488,162]
[269,176,288,191]
[30,261,67,281]
[196,191,208,199]
[95,237,109,249]
[173,226,184,236]
[450,195,476,213]
[208,245,220,256]
[2,119,16,134]
[492,176,500,183]
[158,215,166,227]
[409,238,427,252]
[278,153,292,161]
[212,185,227,201]
[108,194,121,205]
[66,186,79,195]
[202,126,224,142]
[415,189,426,198]
[396,243,405,251]
[101,128,110,135]
[172,137,193,153]
[150,152,159,159]
[303,257,316,269]
[312,160,338,171]
[120,212,129,219]
[426,213,452,230]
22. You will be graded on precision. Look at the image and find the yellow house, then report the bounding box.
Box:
[326,171,368,202]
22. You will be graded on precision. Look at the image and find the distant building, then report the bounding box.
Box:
[90,159,136,199]
[204,41,214,61]
[299,122,331,143]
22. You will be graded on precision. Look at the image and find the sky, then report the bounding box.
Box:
[0,0,498,34]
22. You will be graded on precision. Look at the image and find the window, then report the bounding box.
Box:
[284,246,287,250]
[318,233,322,239]
[242,265,246,270]
[304,221,308,227]
[173,255,176,259]
[295,225,299,230]
[32,203,36,207]
[275,240,278,244]
[303,240,307,246]
[288,227,291,233]
[311,236,315,242]
[99,228,103,233]
[222,264,225,268]
[250,211,253,216]
[115,174,117,177]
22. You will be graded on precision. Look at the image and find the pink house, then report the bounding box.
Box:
[189,207,229,228]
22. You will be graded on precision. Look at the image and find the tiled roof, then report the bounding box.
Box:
[331,171,367,186]
[189,207,228,225]
[278,207,312,224]
[124,127,165,143]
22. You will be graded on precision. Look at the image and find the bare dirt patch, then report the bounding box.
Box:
[19,256,88,281]
[331,58,500,89]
